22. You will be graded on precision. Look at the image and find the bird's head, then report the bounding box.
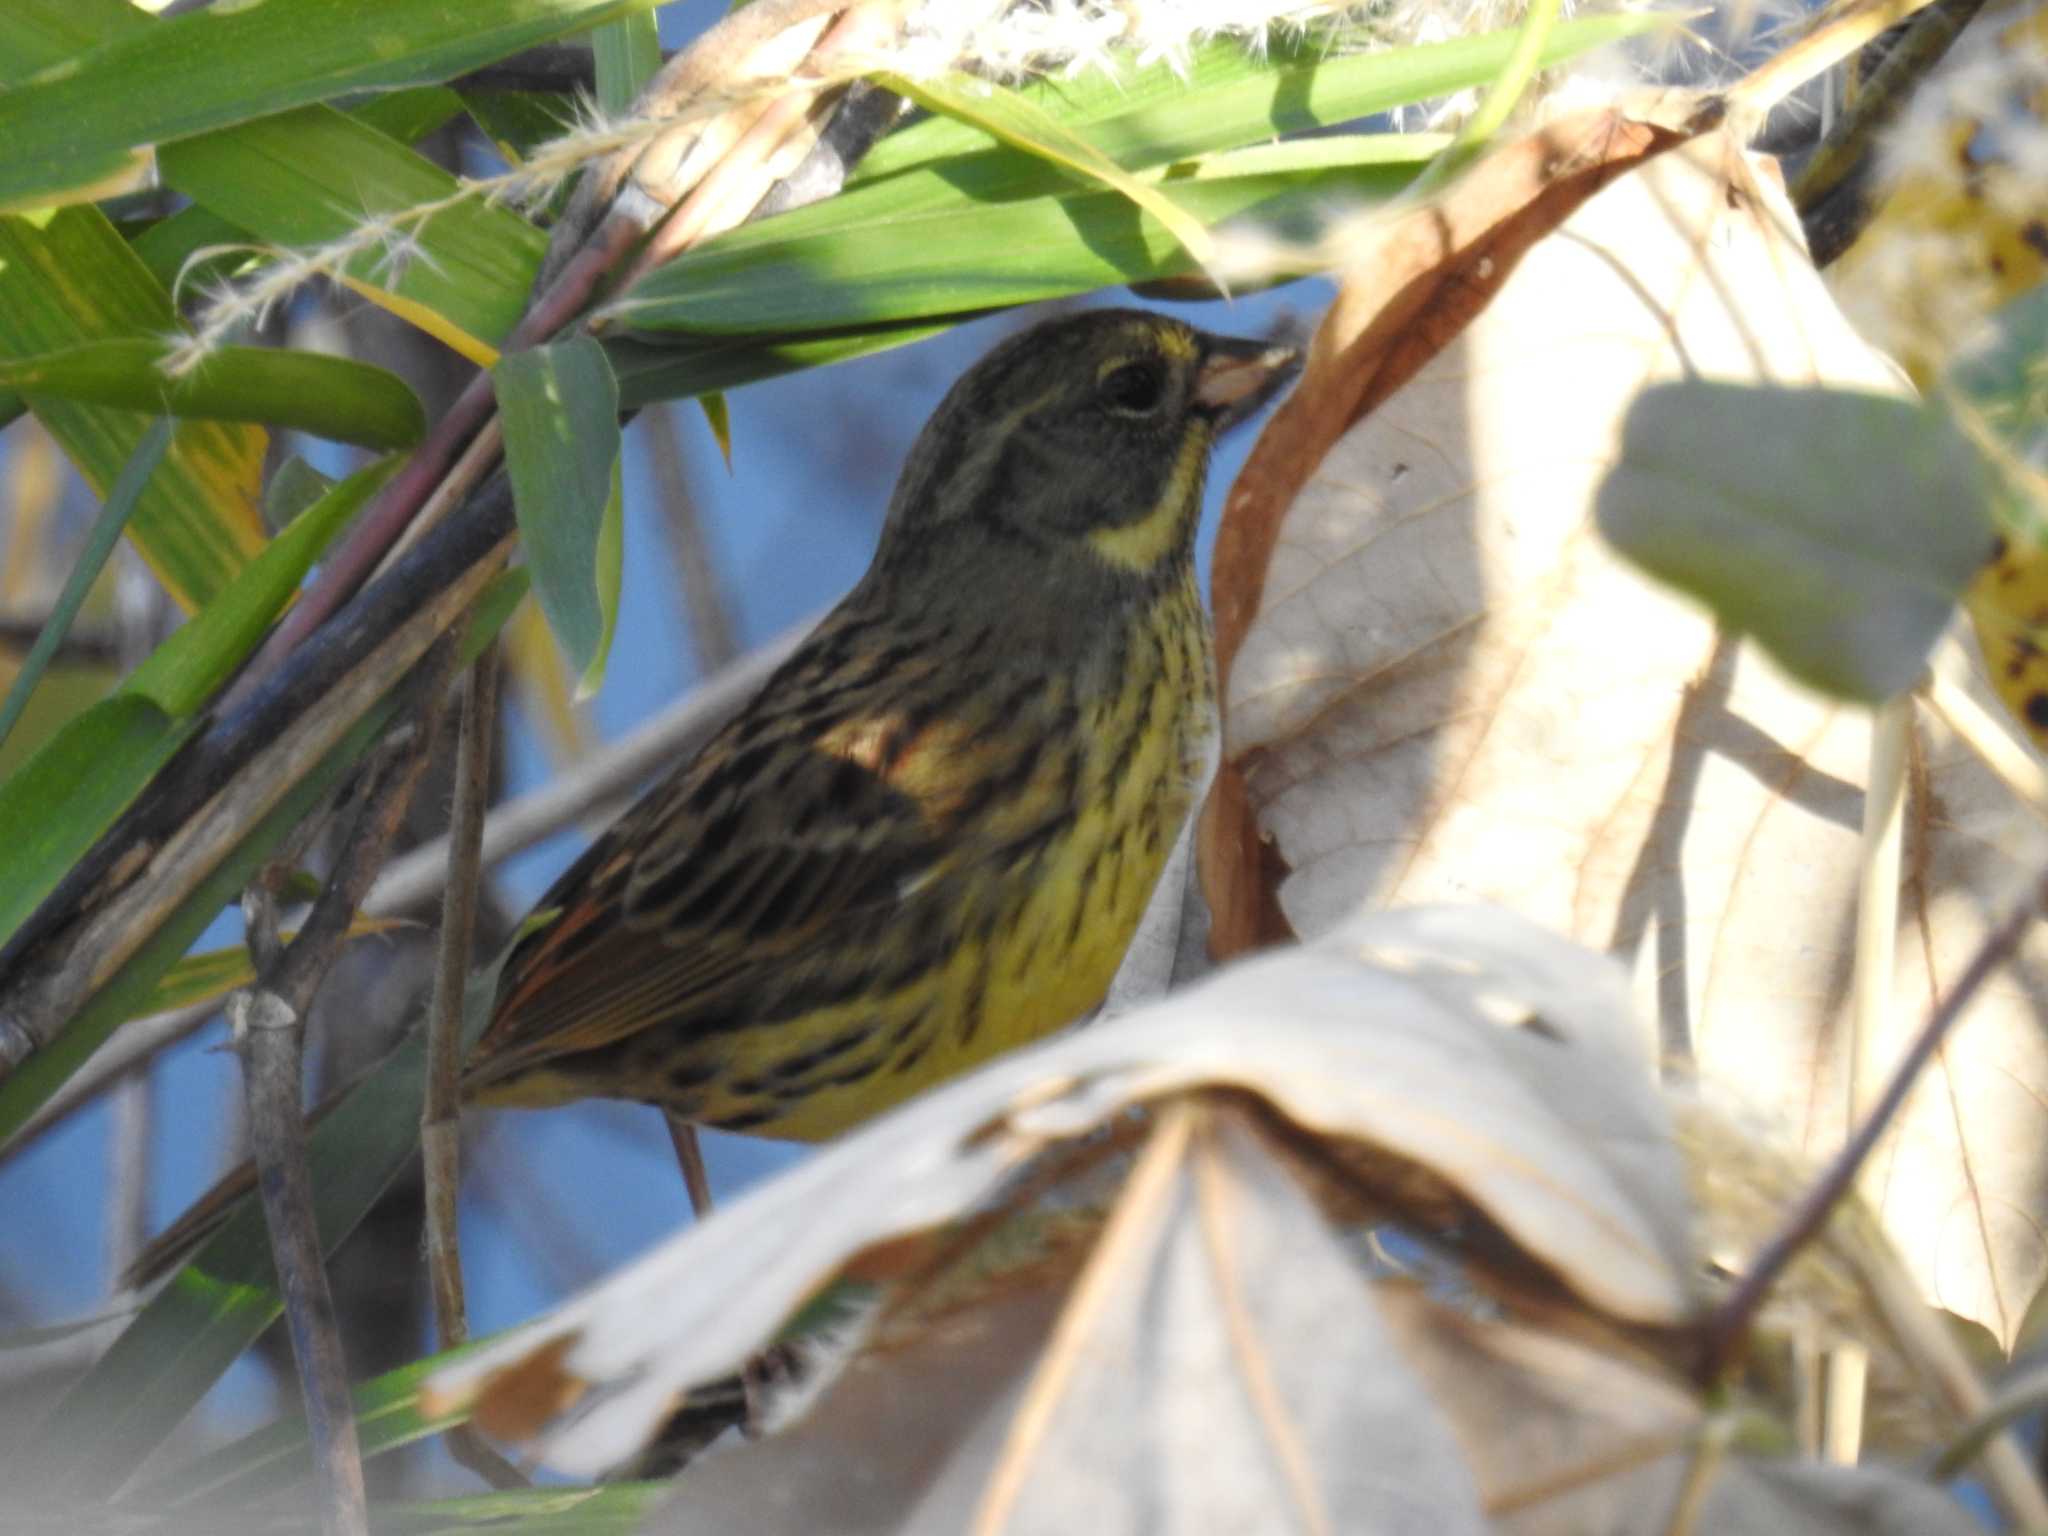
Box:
[877,308,1299,587]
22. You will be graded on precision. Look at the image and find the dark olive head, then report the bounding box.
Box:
[876,308,1298,581]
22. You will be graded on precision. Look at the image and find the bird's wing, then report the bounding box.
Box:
[460,681,1012,1094]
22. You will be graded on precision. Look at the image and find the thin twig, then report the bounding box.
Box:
[368,621,805,913]
[1700,853,2048,1380]
[233,636,460,1536]
[663,1111,716,1219]
[642,405,740,674]
[420,650,526,1490]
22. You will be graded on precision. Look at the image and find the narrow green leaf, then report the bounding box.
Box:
[0,0,141,87]
[0,457,386,956]
[847,14,1661,198]
[0,420,173,754]
[0,0,658,209]
[497,338,625,690]
[132,918,408,1022]
[135,1337,493,1509]
[465,569,535,664]
[126,202,256,294]
[1408,0,1562,198]
[364,1483,667,1536]
[0,696,195,954]
[614,156,1421,338]
[0,341,424,449]
[877,70,1215,262]
[0,208,267,610]
[262,456,339,530]
[592,12,662,116]
[160,106,548,359]
[1596,381,1997,701]
[463,90,580,163]
[581,457,626,700]
[699,391,734,468]
[350,85,471,148]
[608,318,958,410]
[125,455,399,717]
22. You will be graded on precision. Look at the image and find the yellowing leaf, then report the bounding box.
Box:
[876,70,1217,266]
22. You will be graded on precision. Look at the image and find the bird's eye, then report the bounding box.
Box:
[1098,359,1167,416]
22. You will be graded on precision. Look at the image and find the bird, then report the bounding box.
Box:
[125,307,1296,1286]
[460,307,1299,1140]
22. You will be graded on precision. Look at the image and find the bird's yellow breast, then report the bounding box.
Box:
[700,583,1214,1141]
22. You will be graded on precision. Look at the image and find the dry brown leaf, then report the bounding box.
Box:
[1201,115,2048,1348]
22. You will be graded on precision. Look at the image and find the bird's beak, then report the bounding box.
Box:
[1192,334,1301,431]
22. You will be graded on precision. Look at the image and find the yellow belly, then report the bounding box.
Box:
[703,606,1212,1141]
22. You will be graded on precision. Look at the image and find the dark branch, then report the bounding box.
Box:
[1700,857,2048,1380]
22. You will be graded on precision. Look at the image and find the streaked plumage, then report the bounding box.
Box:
[463,308,1297,1139]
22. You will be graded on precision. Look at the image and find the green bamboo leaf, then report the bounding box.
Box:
[160,105,548,361]
[263,456,340,530]
[463,90,580,163]
[363,1484,666,1536]
[1596,382,1997,702]
[612,151,1420,339]
[608,319,957,411]
[125,455,399,717]
[497,338,625,692]
[591,10,662,115]
[0,0,658,209]
[877,69,1215,262]
[133,1338,492,1509]
[0,0,140,88]
[133,917,411,1022]
[0,420,172,755]
[0,696,196,957]
[846,14,1660,200]
[699,391,734,468]
[584,457,626,700]
[0,456,388,952]
[0,341,425,449]
[0,208,267,610]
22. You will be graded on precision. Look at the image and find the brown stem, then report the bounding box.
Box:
[1699,857,2048,1380]
[664,1110,716,1218]
[234,636,459,1536]
[642,406,739,673]
[420,649,526,1489]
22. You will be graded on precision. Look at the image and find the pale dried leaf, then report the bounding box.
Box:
[425,908,1692,1474]
[651,1109,1487,1536]
[1381,1290,1986,1534]
[1213,122,2048,1346]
